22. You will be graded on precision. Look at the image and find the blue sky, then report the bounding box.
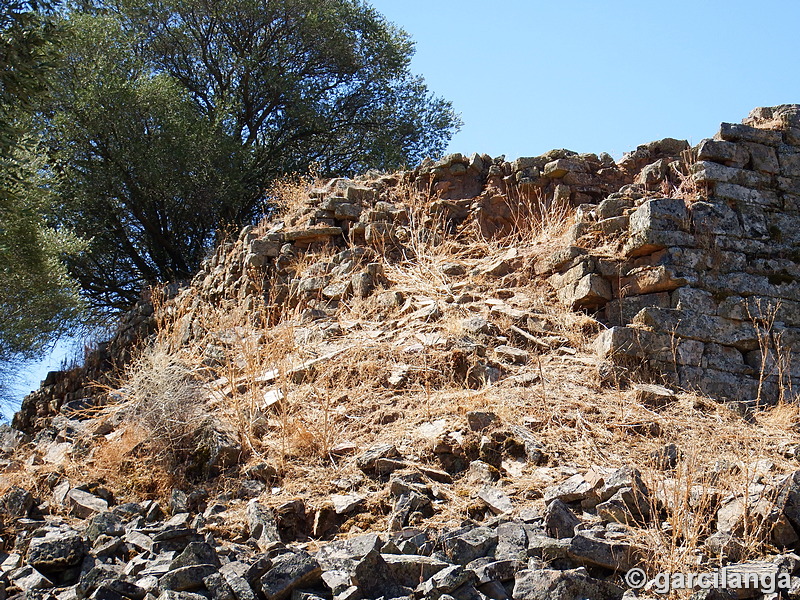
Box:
[7,0,800,411]
[370,0,800,160]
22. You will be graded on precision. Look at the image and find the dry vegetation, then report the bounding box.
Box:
[9,175,800,595]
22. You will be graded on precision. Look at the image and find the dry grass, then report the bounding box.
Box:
[7,171,798,594]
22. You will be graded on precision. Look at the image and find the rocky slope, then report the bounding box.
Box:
[2,106,800,599]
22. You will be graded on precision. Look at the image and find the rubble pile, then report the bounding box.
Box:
[6,106,800,600]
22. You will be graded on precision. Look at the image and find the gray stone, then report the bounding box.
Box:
[103,580,146,600]
[350,272,375,298]
[159,565,218,592]
[469,559,524,587]
[567,531,638,572]
[344,185,375,203]
[697,139,749,167]
[27,529,86,571]
[628,197,689,233]
[494,345,528,365]
[441,527,498,565]
[478,487,514,515]
[190,418,242,477]
[259,551,321,600]
[382,554,449,588]
[466,411,497,431]
[512,568,623,600]
[597,196,634,220]
[494,522,528,561]
[466,460,500,486]
[462,317,490,335]
[348,549,404,598]
[79,563,126,597]
[417,565,475,597]
[651,443,682,470]
[171,542,221,570]
[246,501,281,551]
[557,274,612,310]
[718,122,782,146]
[283,227,342,242]
[156,592,208,600]
[389,491,431,531]
[222,574,256,600]
[507,426,547,465]
[596,486,650,524]
[704,532,745,561]
[86,512,125,543]
[543,499,580,539]
[441,262,466,276]
[598,466,648,502]
[10,565,53,591]
[526,536,571,561]
[0,486,34,518]
[543,474,591,504]
[0,424,26,453]
[316,534,384,571]
[203,573,234,600]
[619,265,688,295]
[633,383,676,408]
[124,531,154,553]
[633,307,759,351]
[330,494,365,515]
[356,443,399,472]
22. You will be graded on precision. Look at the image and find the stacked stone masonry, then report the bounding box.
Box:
[546,105,800,403]
[16,106,800,434]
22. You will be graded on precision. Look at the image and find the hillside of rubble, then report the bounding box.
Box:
[0,106,799,599]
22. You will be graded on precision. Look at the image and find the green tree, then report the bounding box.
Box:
[41,0,460,310]
[43,13,248,310]
[0,1,84,389]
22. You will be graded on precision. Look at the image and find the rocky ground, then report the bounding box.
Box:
[4,107,800,599]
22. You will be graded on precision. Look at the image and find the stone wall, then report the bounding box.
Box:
[542,105,800,403]
[15,105,800,433]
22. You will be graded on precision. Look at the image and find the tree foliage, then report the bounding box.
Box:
[0,1,84,375]
[40,0,460,310]
[44,13,248,310]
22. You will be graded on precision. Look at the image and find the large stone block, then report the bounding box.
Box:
[534,246,586,275]
[623,229,696,258]
[737,203,770,240]
[690,201,743,237]
[692,161,772,188]
[714,182,781,208]
[557,274,612,310]
[678,366,759,401]
[628,197,689,233]
[697,138,749,167]
[717,295,800,327]
[547,258,595,289]
[595,326,703,366]
[512,568,623,600]
[717,122,782,146]
[671,287,718,314]
[704,271,800,301]
[619,265,691,296]
[779,151,800,178]
[605,292,670,327]
[744,142,780,174]
[632,307,759,351]
[282,227,342,242]
[543,158,588,178]
[702,343,752,375]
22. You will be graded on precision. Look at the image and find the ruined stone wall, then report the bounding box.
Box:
[15,105,800,434]
[543,105,800,403]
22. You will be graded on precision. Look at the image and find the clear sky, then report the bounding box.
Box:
[370,0,800,160]
[7,0,800,411]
